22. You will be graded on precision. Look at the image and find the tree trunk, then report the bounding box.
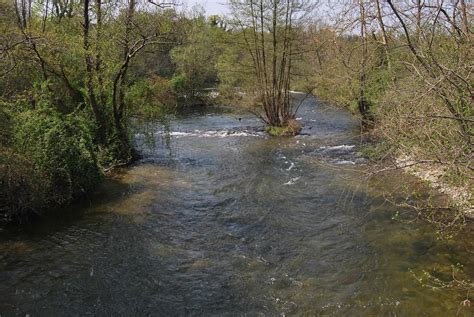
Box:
[83,0,107,145]
[111,0,136,160]
[460,0,470,34]
[416,0,422,41]
[358,0,374,127]
[95,0,107,108]
[375,0,390,68]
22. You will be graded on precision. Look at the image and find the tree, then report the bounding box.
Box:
[357,0,373,127]
[170,10,223,101]
[228,0,315,132]
[81,0,176,161]
[1,0,182,220]
[386,0,472,144]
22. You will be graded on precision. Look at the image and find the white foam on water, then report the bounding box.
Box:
[284,177,300,185]
[334,160,356,165]
[169,131,194,137]
[286,162,296,171]
[289,90,308,95]
[157,129,263,138]
[320,145,356,151]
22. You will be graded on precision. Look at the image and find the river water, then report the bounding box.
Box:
[1,95,473,316]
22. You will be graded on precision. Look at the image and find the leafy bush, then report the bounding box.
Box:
[170,74,192,96]
[0,104,102,222]
[0,102,12,146]
[126,75,176,118]
[13,107,101,204]
[265,119,302,136]
[0,148,46,223]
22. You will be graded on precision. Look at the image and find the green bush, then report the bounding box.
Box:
[127,75,176,118]
[170,73,192,96]
[0,102,12,146]
[0,148,46,223]
[11,107,101,208]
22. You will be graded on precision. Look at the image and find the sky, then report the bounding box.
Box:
[180,1,333,19]
[182,0,230,16]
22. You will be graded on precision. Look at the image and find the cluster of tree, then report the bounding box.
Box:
[1,0,472,222]
[0,0,226,222]
[303,0,472,202]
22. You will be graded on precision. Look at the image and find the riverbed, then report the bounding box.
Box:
[1,95,473,315]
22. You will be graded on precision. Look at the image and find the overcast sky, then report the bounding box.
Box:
[181,0,230,16]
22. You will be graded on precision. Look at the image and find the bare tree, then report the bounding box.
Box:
[357,0,374,127]
[229,0,315,131]
[459,0,470,34]
[416,0,422,40]
[13,0,30,30]
[374,0,390,68]
[386,0,472,144]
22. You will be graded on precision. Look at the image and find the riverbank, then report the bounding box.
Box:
[395,154,473,219]
[362,138,473,220]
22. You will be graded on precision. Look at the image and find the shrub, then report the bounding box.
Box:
[170,73,192,96]
[0,102,12,146]
[265,119,302,136]
[126,75,176,119]
[0,148,45,223]
[4,107,102,217]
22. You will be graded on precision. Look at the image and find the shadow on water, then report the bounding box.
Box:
[0,95,473,316]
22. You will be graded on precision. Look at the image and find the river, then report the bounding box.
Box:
[1,94,473,316]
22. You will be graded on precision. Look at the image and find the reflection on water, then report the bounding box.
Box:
[0,96,472,316]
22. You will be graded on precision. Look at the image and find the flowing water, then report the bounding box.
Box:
[1,95,473,316]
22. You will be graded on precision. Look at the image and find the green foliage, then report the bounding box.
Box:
[170,73,192,96]
[265,126,289,136]
[265,120,302,136]
[365,68,392,109]
[170,13,223,97]
[1,95,102,223]
[13,106,101,206]
[126,76,176,119]
[1,2,208,222]
[0,147,45,223]
[97,129,134,168]
[0,102,12,146]
[216,35,255,99]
